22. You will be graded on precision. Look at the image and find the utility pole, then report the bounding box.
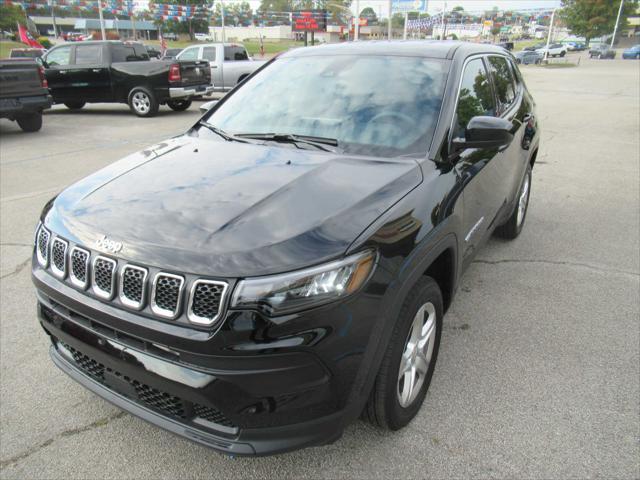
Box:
[388,0,392,40]
[354,0,360,41]
[403,11,407,39]
[611,0,624,48]
[440,1,447,40]
[221,0,225,42]
[98,0,106,40]
[49,0,58,38]
[543,8,556,62]
[131,0,137,40]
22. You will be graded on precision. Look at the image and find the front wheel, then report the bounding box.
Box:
[16,112,42,132]
[495,163,532,239]
[128,87,159,117]
[166,99,192,111]
[363,276,443,430]
[64,101,85,110]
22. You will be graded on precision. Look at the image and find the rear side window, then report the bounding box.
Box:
[75,44,102,65]
[111,45,146,62]
[224,46,248,61]
[487,56,516,113]
[202,46,216,61]
[133,44,149,60]
[46,46,71,66]
[454,58,495,137]
[178,47,199,61]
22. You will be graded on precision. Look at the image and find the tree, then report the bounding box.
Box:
[359,6,377,25]
[490,25,501,38]
[560,0,638,43]
[0,5,25,32]
[391,12,405,29]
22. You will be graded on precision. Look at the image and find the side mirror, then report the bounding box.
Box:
[451,116,514,155]
[199,99,218,114]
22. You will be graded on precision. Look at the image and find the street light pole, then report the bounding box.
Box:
[388,0,392,40]
[221,0,226,42]
[543,8,556,62]
[611,0,624,48]
[354,0,359,41]
[98,0,106,40]
[49,0,58,38]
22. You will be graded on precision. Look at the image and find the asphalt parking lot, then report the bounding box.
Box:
[1,53,639,479]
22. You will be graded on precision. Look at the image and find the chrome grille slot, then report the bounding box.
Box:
[187,280,228,326]
[92,256,117,299]
[36,226,51,267]
[69,247,90,289]
[50,237,68,279]
[151,273,184,319]
[119,265,148,310]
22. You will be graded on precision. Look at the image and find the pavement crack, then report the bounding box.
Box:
[0,411,126,469]
[472,258,639,278]
[1,242,32,248]
[0,257,31,280]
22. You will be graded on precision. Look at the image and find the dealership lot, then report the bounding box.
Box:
[1,54,638,478]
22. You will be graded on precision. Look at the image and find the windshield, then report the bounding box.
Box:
[203,54,448,157]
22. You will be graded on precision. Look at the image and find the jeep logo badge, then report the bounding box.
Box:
[96,235,123,254]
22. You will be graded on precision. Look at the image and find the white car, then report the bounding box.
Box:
[536,43,568,57]
[194,33,213,42]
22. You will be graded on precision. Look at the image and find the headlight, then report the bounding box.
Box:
[231,250,376,316]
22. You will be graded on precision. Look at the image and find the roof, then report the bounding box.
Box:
[74,19,157,31]
[283,40,508,60]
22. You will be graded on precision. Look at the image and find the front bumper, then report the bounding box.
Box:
[169,85,214,99]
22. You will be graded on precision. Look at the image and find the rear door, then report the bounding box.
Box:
[43,45,74,101]
[201,45,218,86]
[70,43,112,101]
[453,56,503,266]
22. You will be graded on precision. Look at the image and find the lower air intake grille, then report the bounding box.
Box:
[58,342,235,428]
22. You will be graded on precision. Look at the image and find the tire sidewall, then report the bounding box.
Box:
[513,164,532,236]
[384,278,443,429]
[128,87,158,117]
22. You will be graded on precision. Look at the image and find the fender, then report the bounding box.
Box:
[341,225,458,423]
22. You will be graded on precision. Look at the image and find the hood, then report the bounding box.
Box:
[45,134,422,277]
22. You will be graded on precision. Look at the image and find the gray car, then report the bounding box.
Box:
[515,50,543,65]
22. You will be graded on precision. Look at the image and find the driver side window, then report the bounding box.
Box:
[45,46,71,67]
[454,58,495,138]
[178,47,199,61]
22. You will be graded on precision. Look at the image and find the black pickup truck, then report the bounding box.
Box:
[41,41,213,117]
[0,59,52,132]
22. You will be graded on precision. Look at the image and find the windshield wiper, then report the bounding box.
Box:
[197,121,251,143]
[235,133,340,152]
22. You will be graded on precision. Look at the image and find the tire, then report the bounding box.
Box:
[64,101,85,110]
[363,276,443,430]
[559,51,566,57]
[128,87,159,117]
[495,163,532,240]
[16,112,42,132]
[167,99,192,112]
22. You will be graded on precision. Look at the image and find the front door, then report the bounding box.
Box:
[451,57,504,268]
[43,45,74,102]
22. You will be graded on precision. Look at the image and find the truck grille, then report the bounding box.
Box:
[59,342,235,429]
[35,232,228,327]
[151,273,184,318]
[188,280,227,325]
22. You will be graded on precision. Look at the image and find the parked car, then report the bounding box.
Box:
[535,43,567,57]
[194,32,213,42]
[160,47,183,60]
[523,42,545,51]
[41,41,213,117]
[497,41,514,51]
[622,44,640,59]
[9,48,46,59]
[32,41,540,456]
[589,44,616,59]
[514,50,542,65]
[176,43,266,91]
[565,42,586,51]
[0,59,51,131]
[163,32,178,41]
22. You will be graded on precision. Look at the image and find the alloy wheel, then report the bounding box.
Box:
[517,171,531,227]
[132,92,151,115]
[397,302,437,408]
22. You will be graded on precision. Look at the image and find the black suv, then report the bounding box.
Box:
[32,41,540,456]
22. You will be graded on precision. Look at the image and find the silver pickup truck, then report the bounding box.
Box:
[176,43,266,92]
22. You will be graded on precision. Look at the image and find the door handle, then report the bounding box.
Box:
[59,70,68,74]
[91,68,101,73]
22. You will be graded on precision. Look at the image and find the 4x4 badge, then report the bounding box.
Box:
[96,235,123,254]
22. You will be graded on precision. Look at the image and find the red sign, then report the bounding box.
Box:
[292,10,327,32]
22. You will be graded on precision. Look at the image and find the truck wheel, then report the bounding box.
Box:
[64,101,85,110]
[363,276,442,430]
[495,164,532,240]
[128,87,159,117]
[559,51,566,57]
[166,99,192,112]
[16,112,43,132]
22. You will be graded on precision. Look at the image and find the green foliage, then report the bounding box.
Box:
[38,36,52,48]
[391,12,405,28]
[560,0,638,42]
[490,26,501,36]
[360,6,377,24]
[258,0,352,24]
[0,5,25,32]
[214,1,253,26]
